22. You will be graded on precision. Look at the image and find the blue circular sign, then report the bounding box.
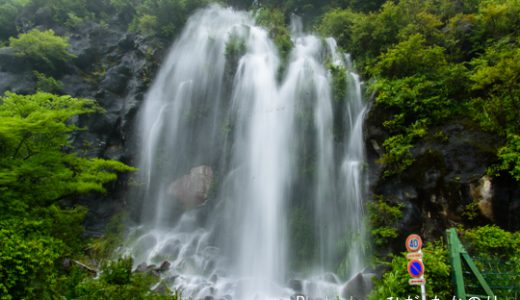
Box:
[407,259,424,278]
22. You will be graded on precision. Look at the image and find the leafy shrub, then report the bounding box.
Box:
[0,92,135,210]
[130,0,211,40]
[9,29,75,72]
[100,257,133,285]
[254,7,293,62]
[368,241,452,300]
[371,34,446,79]
[316,9,361,50]
[0,226,63,299]
[0,92,135,298]
[89,212,127,261]
[368,197,403,248]
[34,71,64,93]
[24,0,117,25]
[0,0,24,41]
[74,256,181,300]
[460,226,520,297]
[462,225,520,258]
[491,134,520,180]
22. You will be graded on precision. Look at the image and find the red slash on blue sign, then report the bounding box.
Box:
[407,259,424,278]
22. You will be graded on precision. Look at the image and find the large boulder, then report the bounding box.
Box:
[470,175,494,221]
[341,271,375,300]
[168,166,214,209]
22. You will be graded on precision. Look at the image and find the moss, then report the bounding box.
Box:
[288,206,315,273]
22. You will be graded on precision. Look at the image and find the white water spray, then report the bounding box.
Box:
[125,6,368,299]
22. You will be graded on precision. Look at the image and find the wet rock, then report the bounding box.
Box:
[100,64,131,94]
[135,262,148,273]
[168,165,214,209]
[288,279,303,293]
[0,71,35,94]
[209,273,219,283]
[203,259,216,274]
[492,174,520,230]
[322,272,339,284]
[62,258,72,271]
[365,106,507,243]
[341,272,374,300]
[157,260,171,273]
[146,264,157,272]
[0,47,29,73]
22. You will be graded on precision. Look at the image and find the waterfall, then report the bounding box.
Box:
[125,6,368,300]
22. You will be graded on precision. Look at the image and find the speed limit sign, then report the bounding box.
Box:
[405,234,422,252]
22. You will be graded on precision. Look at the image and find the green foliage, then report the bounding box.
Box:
[467,38,520,179]
[34,71,64,93]
[371,226,520,299]
[371,34,446,79]
[130,0,212,40]
[316,9,361,50]
[255,7,293,63]
[289,207,315,273]
[0,92,135,211]
[225,29,247,73]
[135,14,158,37]
[469,38,520,132]
[89,212,127,260]
[318,0,520,178]
[0,92,135,299]
[73,256,181,300]
[368,197,402,247]
[0,0,25,41]
[225,31,247,58]
[9,29,75,72]
[493,134,520,180]
[380,120,427,176]
[460,226,520,297]
[0,227,62,300]
[328,64,347,103]
[368,242,452,300]
[462,225,520,258]
[100,257,133,285]
[25,0,115,25]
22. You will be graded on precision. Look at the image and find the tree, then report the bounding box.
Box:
[0,0,24,41]
[0,92,135,298]
[9,29,75,72]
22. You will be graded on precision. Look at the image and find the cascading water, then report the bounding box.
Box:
[125,6,368,299]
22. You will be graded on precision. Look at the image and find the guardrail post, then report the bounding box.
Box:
[446,228,495,300]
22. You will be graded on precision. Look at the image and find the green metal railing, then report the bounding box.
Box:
[446,228,520,300]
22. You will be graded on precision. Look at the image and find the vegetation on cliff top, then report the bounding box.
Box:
[318,0,520,179]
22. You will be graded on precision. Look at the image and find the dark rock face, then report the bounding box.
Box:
[365,101,520,251]
[0,17,165,235]
[492,175,520,230]
[134,261,170,276]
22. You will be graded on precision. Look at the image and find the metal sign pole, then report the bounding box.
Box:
[418,249,426,300]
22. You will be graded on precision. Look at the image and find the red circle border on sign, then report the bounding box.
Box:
[407,259,425,278]
[405,234,423,252]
